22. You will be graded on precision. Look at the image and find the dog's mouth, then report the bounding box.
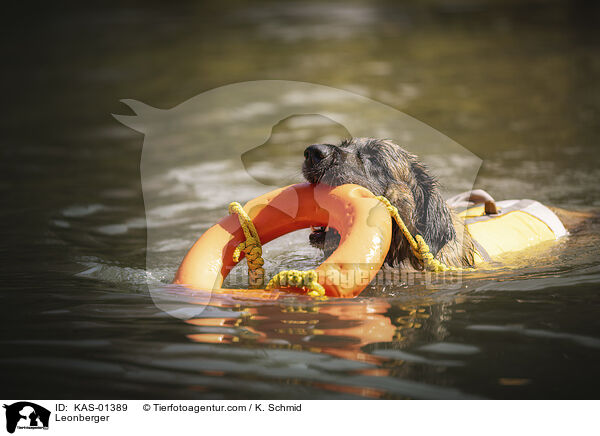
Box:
[309,225,340,252]
[311,225,326,231]
[302,160,330,184]
[303,158,349,187]
[308,226,327,249]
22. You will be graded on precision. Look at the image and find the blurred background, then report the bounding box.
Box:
[1,0,599,399]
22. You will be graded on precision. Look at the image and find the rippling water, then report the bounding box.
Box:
[2,0,600,399]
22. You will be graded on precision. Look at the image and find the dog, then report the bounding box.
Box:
[302,137,591,270]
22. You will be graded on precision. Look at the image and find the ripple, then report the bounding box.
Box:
[418,342,480,355]
[62,204,106,217]
[466,325,600,349]
[371,349,464,367]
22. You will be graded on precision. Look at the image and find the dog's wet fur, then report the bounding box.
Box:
[303,137,478,269]
[303,137,598,270]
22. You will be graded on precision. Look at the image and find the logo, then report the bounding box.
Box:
[3,402,50,434]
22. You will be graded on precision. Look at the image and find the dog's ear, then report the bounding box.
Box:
[409,161,456,256]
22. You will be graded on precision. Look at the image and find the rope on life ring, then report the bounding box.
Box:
[374,196,473,272]
[228,202,325,297]
[173,183,393,298]
[225,190,471,300]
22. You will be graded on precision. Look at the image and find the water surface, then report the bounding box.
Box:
[2,0,600,399]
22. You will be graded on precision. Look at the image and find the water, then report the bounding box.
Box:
[2,0,600,399]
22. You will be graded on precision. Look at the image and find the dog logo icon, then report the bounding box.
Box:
[3,402,50,434]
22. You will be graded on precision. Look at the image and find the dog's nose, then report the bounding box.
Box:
[304,144,333,166]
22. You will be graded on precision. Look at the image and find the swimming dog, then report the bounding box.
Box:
[302,137,591,269]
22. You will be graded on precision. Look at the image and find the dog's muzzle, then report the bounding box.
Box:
[304,144,334,167]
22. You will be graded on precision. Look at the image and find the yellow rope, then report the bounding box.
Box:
[375,196,471,272]
[228,202,265,288]
[266,270,326,298]
[228,192,469,297]
[228,202,325,296]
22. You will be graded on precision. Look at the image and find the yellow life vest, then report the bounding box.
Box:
[458,199,568,263]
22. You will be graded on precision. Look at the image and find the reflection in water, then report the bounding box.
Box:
[180,290,470,398]
[187,300,396,363]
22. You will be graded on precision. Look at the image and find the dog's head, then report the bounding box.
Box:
[303,137,456,268]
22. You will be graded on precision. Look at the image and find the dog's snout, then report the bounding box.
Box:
[304,144,333,166]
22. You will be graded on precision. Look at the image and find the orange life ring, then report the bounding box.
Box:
[173,183,392,298]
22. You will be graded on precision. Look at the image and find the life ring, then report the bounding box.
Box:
[173,183,392,297]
